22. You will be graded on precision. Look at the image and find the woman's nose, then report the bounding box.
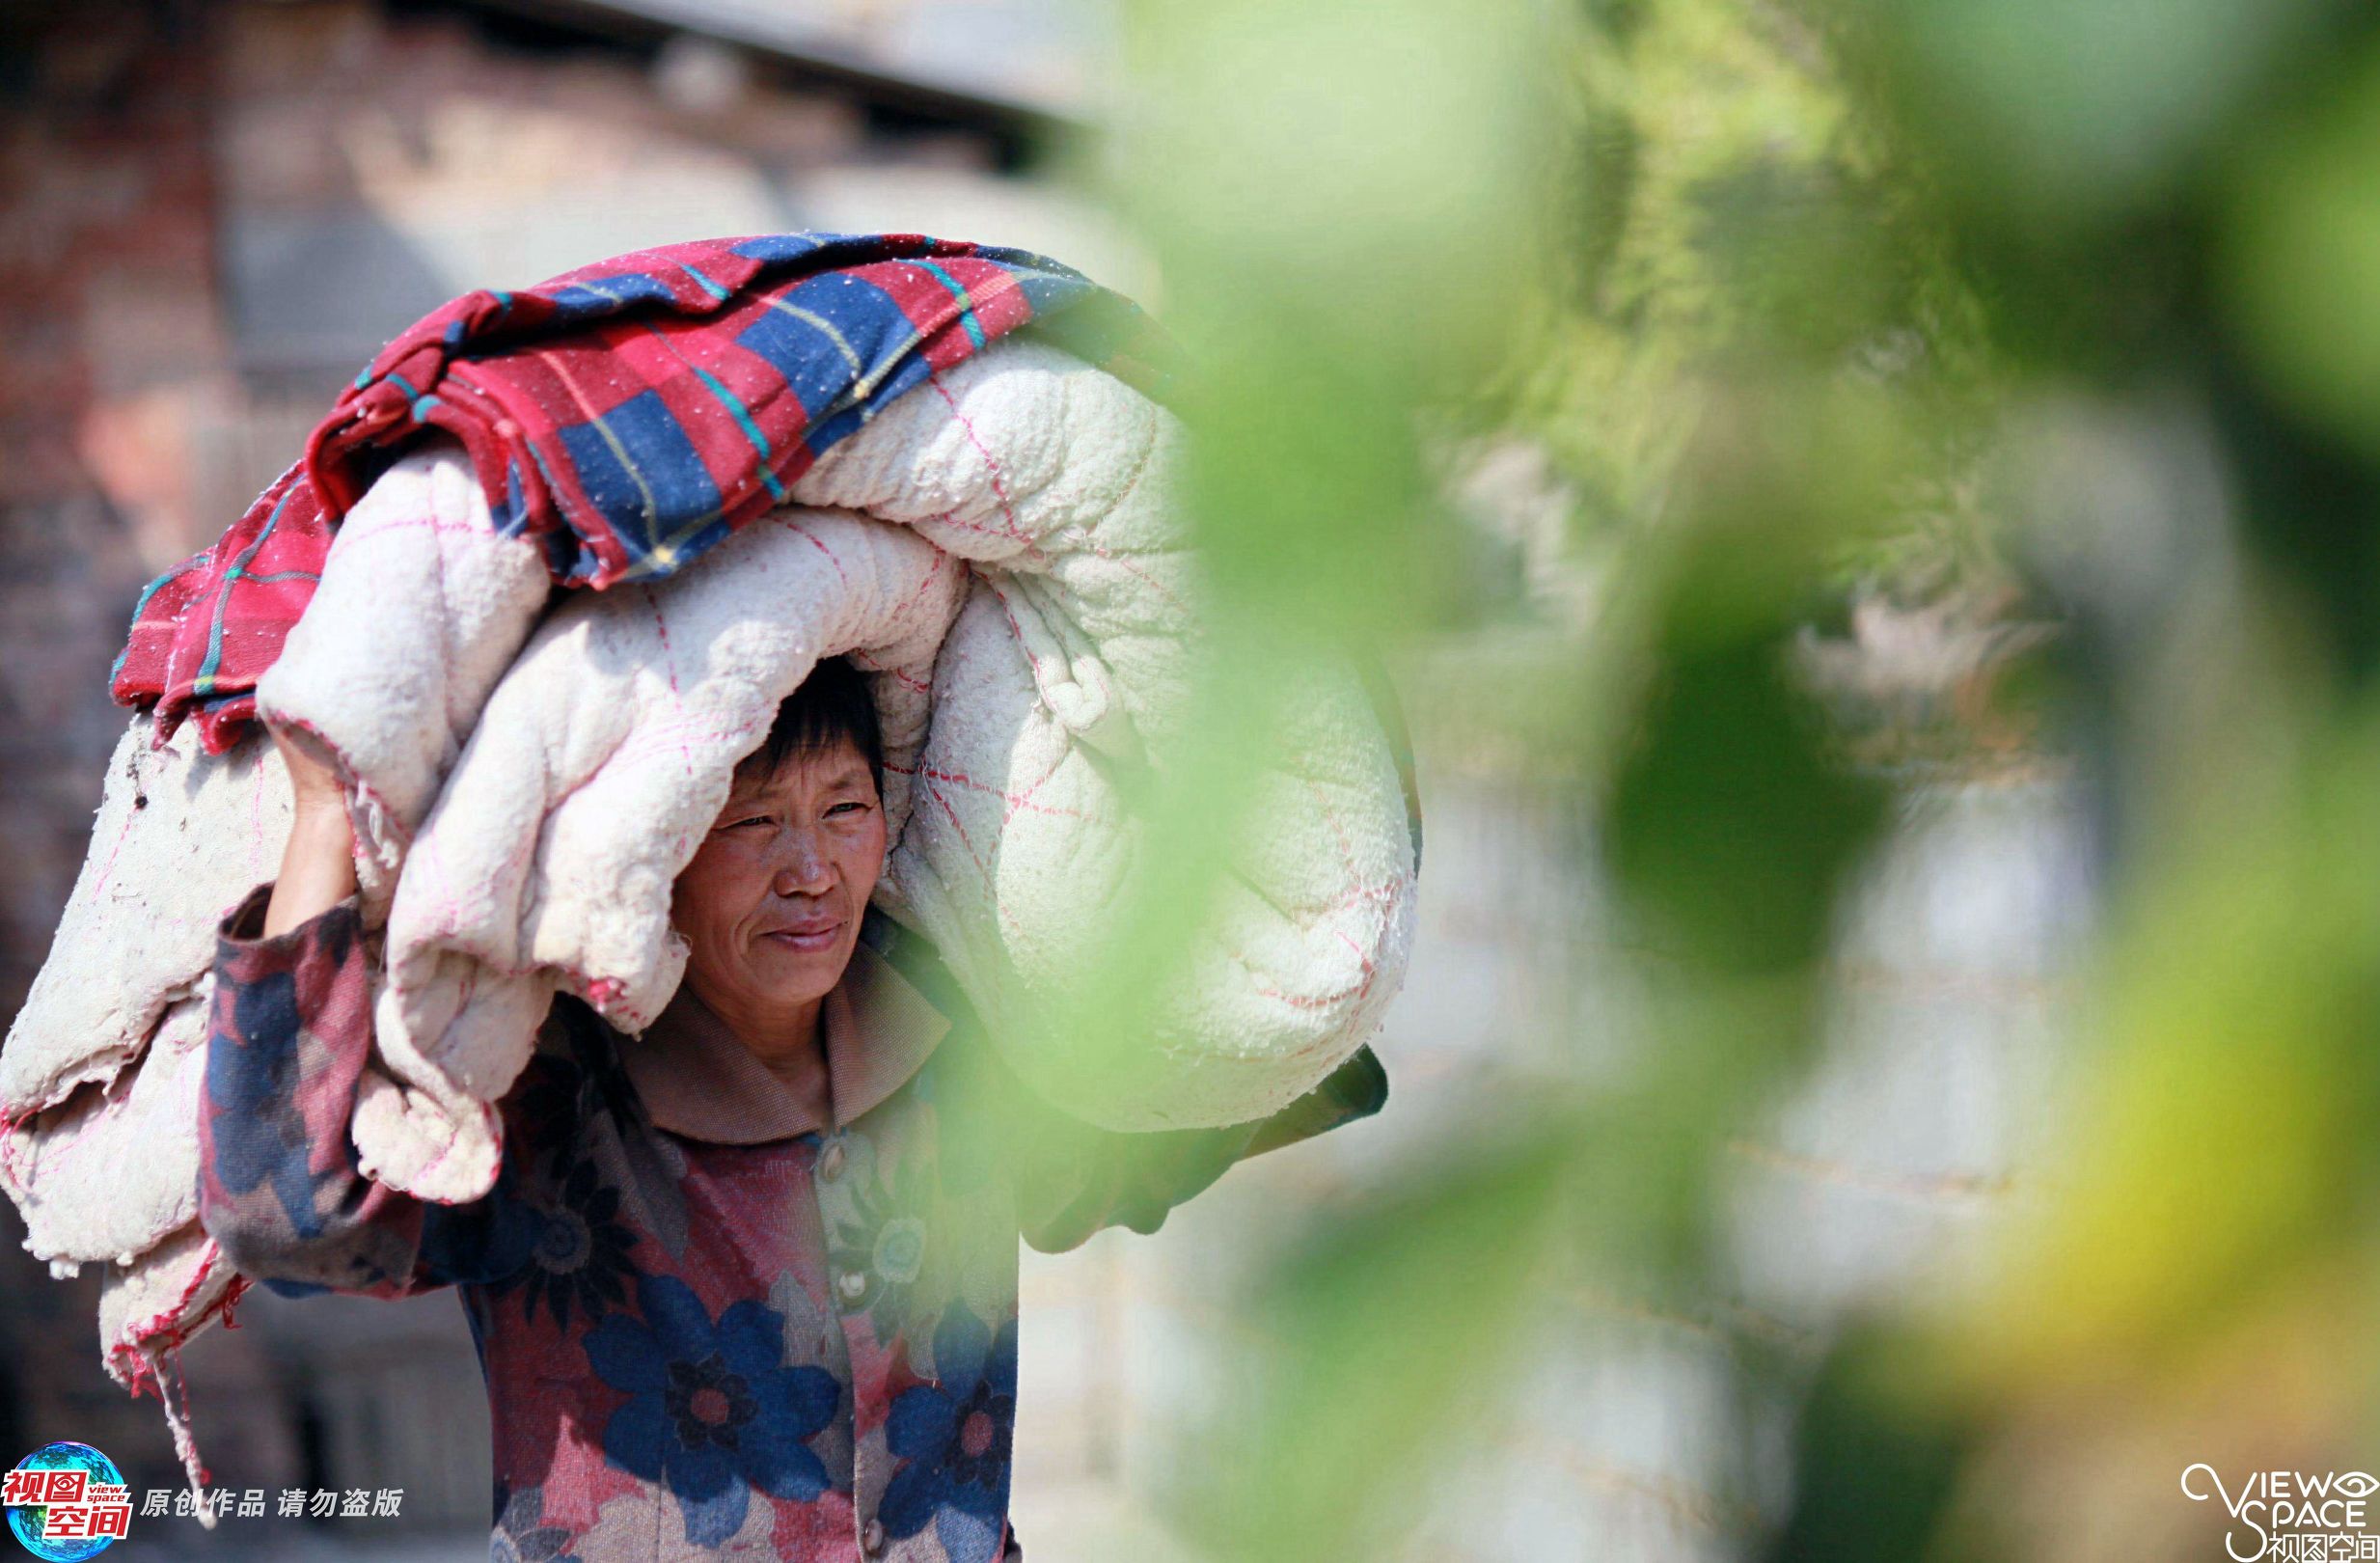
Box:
[770,831,834,895]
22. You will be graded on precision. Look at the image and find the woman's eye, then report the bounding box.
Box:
[827,801,869,818]
[727,815,773,830]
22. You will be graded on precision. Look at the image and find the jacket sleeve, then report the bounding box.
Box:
[197,883,545,1300]
[1012,1045,1391,1255]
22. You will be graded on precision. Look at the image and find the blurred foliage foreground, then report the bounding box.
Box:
[1038,0,2380,1557]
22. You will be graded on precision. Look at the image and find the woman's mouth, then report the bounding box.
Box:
[762,920,841,954]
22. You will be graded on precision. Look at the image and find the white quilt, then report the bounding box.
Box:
[0,339,1420,1517]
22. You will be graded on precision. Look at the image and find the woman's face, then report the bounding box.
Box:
[671,734,887,1044]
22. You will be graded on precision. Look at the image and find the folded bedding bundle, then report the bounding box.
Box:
[0,233,1421,1517]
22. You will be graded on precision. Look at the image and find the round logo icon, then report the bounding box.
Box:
[3,1442,130,1559]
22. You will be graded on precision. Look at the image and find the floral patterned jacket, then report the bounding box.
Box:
[195,884,1387,1563]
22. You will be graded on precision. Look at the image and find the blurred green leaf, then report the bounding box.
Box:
[1759,1324,1979,1563]
[1051,0,2380,1550]
[1852,0,2339,220]
[1173,1124,1573,1563]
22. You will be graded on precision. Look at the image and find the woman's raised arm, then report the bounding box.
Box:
[260,725,361,936]
[195,725,545,1299]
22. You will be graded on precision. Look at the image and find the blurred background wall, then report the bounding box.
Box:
[0,2,2084,1559]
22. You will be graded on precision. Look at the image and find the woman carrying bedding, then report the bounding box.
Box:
[195,653,1388,1563]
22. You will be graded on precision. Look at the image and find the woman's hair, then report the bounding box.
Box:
[734,655,885,799]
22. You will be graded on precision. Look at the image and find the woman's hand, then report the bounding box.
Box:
[262,724,360,937]
[274,721,347,812]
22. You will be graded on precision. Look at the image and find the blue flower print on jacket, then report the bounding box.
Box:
[205,964,329,1231]
[493,1482,581,1563]
[825,1133,940,1340]
[586,1273,841,1547]
[490,1150,642,1330]
[880,1302,1019,1563]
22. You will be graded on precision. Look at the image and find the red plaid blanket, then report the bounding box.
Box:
[111,233,1176,753]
